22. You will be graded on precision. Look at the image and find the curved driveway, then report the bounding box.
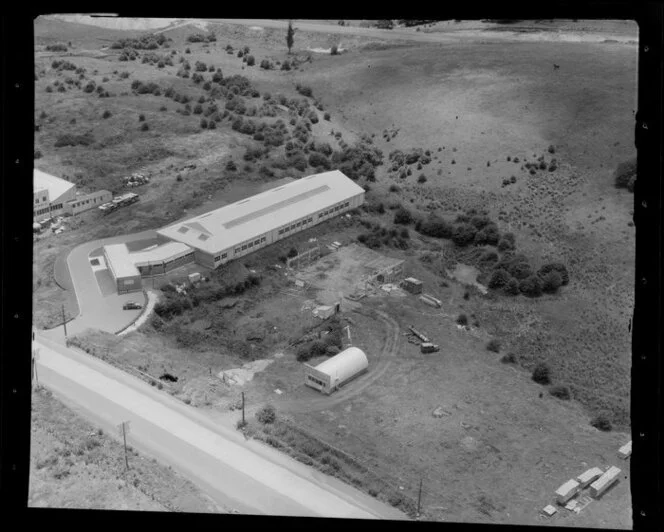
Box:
[62,230,158,337]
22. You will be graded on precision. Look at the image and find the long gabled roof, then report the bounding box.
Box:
[34,168,76,201]
[157,170,364,254]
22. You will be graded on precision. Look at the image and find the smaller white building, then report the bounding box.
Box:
[555,479,580,505]
[304,346,368,395]
[576,467,604,489]
[618,440,632,459]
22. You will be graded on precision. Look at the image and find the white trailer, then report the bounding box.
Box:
[555,479,580,505]
[576,467,604,489]
[618,441,632,459]
[589,466,621,499]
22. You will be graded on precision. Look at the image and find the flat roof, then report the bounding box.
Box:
[34,168,75,202]
[130,242,193,267]
[103,244,140,278]
[157,170,364,254]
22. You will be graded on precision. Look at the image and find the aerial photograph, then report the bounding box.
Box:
[31,15,635,527]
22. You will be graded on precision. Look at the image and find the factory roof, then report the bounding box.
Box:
[130,242,193,268]
[156,170,364,254]
[34,168,75,201]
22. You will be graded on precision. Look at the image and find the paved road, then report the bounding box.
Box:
[33,333,408,520]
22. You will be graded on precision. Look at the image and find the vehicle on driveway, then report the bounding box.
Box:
[123,302,142,310]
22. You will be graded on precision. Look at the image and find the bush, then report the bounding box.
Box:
[102,110,111,119]
[537,262,569,285]
[590,415,612,432]
[488,268,511,290]
[324,112,331,121]
[140,122,149,131]
[418,216,452,239]
[518,275,543,297]
[34,149,42,159]
[549,385,571,400]
[497,232,516,252]
[456,314,468,326]
[308,151,331,169]
[281,61,291,71]
[452,223,477,247]
[393,206,413,225]
[504,278,520,296]
[540,271,563,293]
[486,339,501,353]
[296,84,313,97]
[614,158,637,190]
[500,352,517,364]
[260,59,272,70]
[548,144,556,154]
[474,224,500,246]
[200,118,208,129]
[246,55,255,66]
[138,113,146,122]
[256,404,276,424]
[531,362,551,385]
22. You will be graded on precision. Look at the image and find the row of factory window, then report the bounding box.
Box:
[35,206,51,216]
[233,236,267,255]
[307,375,326,387]
[71,196,102,209]
[214,252,228,262]
[278,216,314,235]
[35,195,48,204]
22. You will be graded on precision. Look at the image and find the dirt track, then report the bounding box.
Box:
[279,308,401,414]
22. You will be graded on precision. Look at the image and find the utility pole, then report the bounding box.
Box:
[417,477,423,517]
[61,304,68,339]
[241,392,246,425]
[117,421,131,471]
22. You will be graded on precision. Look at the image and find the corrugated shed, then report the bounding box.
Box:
[314,347,368,385]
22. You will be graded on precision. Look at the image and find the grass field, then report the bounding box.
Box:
[33,17,635,525]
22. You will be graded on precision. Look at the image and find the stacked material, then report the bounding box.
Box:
[618,441,632,459]
[576,467,604,489]
[555,479,580,505]
[419,294,442,308]
[590,466,621,498]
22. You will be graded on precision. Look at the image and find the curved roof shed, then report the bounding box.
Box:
[314,347,368,388]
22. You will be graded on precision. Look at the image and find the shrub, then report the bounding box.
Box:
[537,262,569,285]
[138,113,146,122]
[200,118,208,129]
[245,54,255,66]
[34,149,42,159]
[486,339,501,353]
[417,174,427,183]
[256,404,276,424]
[296,84,313,97]
[497,232,516,252]
[504,278,520,296]
[393,206,413,225]
[474,224,500,246]
[418,216,452,239]
[540,271,563,293]
[488,268,511,290]
[194,103,203,114]
[102,110,111,119]
[452,223,477,247]
[500,352,517,364]
[590,415,612,432]
[324,112,331,121]
[260,59,272,70]
[518,275,542,297]
[549,385,571,400]
[614,158,637,190]
[456,314,468,326]
[83,81,96,93]
[389,184,400,193]
[548,144,556,154]
[281,61,291,71]
[308,152,331,169]
[531,362,551,385]
[140,122,149,131]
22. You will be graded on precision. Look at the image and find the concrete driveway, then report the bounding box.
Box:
[63,230,158,336]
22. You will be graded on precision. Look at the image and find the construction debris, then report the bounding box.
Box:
[432,406,451,418]
[420,293,442,308]
[421,342,440,353]
[408,326,430,343]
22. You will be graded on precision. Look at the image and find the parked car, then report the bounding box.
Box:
[123,302,142,310]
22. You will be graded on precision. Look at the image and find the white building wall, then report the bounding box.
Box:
[65,190,113,216]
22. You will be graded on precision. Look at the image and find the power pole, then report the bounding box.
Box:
[61,304,68,339]
[117,421,131,471]
[241,392,245,425]
[417,477,423,517]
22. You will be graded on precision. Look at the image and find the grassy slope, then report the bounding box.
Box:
[29,386,224,512]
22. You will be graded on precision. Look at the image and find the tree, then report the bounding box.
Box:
[540,271,563,293]
[518,275,543,297]
[452,223,477,247]
[286,20,296,54]
[393,206,413,225]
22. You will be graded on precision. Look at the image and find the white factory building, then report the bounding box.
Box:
[156,169,365,269]
[33,168,112,222]
[304,347,369,395]
[102,170,365,293]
